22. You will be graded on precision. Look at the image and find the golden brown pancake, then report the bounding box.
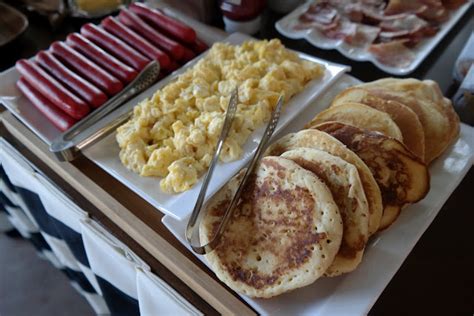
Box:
[281,148,369,276]
[306,102,403,141]
[325,251,364,277]
[201,157,343,298]
[315,122,430,230]
[266,129,383,235]
[331,87,425,160]
[356,78,460,163]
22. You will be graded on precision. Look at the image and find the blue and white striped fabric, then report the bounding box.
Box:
[0,143,56,263]
[0,138,200,315]
[34,173,109,315]
[81,219,145,316]
[136,269,202,316]
[0,166,21,235]
[81,219,202,316]
[0,199,14,233]
[0,139,107,314]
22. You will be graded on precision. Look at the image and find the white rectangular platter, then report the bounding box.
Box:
[275,1,472,75]
[162,74,474,315]
[82,32,349,220]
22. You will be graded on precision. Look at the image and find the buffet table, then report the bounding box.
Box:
[1,4,473,315]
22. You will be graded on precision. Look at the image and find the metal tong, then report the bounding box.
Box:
[50,61,161,161]
[186,88,284,255]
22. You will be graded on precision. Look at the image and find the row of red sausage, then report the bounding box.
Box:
[16,3,207,132]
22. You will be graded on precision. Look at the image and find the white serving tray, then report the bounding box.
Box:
[162,74,474,315]
[82,32,349,220]
[275,1,472,75]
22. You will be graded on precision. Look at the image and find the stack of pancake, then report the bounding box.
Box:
[200,78,460,298]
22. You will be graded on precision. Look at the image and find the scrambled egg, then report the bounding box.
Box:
[116,39,325,193]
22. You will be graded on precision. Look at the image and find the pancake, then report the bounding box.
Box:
[281,148,369,276]
[325,251,364,277]
[331,87,425,160]
[266,129,383,236]
[201,157,343,298]
[306,102,403,142]
[315,122,430,230]
[356,78,460,163]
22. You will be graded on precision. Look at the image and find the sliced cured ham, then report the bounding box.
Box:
[385,0,427,15]
[384,0,449,23]
[290,0,458,69]
[306,2,339,24]
[378,14,438,44]
[345,24,380,47]
[324,19,357,39]
[294,18,340,32]
[344,3,387,24]
[360,0,386,6]
[295,2,340,31]
[380,14,429,32]
[442,0,467,9]
[369,40,415,68]
[418,6,449,23]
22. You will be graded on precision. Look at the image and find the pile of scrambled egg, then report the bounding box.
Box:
[116,39,324,193]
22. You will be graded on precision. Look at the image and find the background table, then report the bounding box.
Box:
[1,4,473,315]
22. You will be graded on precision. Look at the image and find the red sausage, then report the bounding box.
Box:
[50,41,123,96]
[166,60,180,73]
[180,47,195,63]
[17,78,77,131]
[16,59,90,120]
[118,9,185,60]
[101,17,170,70]
[80,23,149,71]
[66,33,138,84]
[36,51,108,108]
[191,38,208,54]
[129,3,196,44]
[157,72,166,80]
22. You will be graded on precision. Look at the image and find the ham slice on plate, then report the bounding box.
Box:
[384,0,449,23]
[418,6,449,23]
[345,23,380,47]
[321,18,380,48]
[323,19,357,39]
[379,14,438,44]
[385,0,427,15]
[442,0,467,9]
[369,39,415,68]
[380,14,429,32]
[288,0,461,69]
[295,2,340,31]
[305,2,339,24]
[344,3,388,24]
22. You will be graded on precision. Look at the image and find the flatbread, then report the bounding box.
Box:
[356,78,460,163]
[266,129,383,236]
[201,157,343,298]
[281,148,369,276]
[306,102,403,141]
[325,251,364,277]
[331,87,425,160]
[315,122,430,230]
